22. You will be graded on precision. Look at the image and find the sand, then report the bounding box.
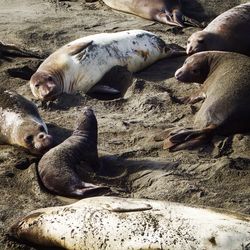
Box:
[0,0,249,249]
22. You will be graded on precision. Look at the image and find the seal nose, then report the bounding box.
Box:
[38,132,46,140]
[186,45,192,55]
[175,69,182,80]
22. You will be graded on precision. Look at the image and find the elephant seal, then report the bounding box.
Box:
[9,196,250,249]
[0,88,53,155]
[164,51,250,151]
[186,3,250,55]
[38,107,108,198]
[29,29,185,101]
[102,0,200,27]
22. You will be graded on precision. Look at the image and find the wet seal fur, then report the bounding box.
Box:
[186,3,250,55]
[0,88,53,155]
[38,107,108,198]
[9,196,250,249]
[164,51,250,151]
[29,29,185,101]
[102,0,200,27]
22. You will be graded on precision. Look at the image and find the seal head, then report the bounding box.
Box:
[17,120,53,155]
[30,70,63,101]
[175,53,209,83]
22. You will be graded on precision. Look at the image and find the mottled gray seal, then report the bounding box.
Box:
[29,29,185,101]
[186,3,250,55]
[38,107,108,198]
[0,88,53,155]
[9,196,250,249]
[164,51,250,151]
[102,0,200,27]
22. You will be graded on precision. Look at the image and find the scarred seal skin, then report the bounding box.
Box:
[9,196,250,250]
[186,3,250,55]
[0,88,53,155]
[37,107,108,198]
[163,51,250,151]
[102,0,200,27]
[29,29,185,101]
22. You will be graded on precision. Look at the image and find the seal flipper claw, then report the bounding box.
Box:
[163,127,213,151]
[156,11,184,27]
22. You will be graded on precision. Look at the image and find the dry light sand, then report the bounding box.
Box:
[0,0,249,249]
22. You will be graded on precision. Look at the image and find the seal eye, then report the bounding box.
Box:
[34,83,39,88]
[24,135,33,144]
[39,125,45,132]
[48,76,53,81]
[198,39,204,44]
[192,69,199,74]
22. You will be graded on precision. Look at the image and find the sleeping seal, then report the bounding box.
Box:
[186,3,250,55]
[0,88,53,155]
[38,107,108,198]
[102,0,200,27]
[29,29,185,101]
[9,196,250,249]
[164,51,250,151]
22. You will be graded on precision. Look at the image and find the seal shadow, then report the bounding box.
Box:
[96,153,179,195]
[135,56,187,82]
[181,0,209,23]
[47,123,72,145]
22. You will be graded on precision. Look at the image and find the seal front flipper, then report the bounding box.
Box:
[102,197,152,212]
[88,84,121,95]
[155,10,184,27]
[163,126,215,151]
[70,182,110,197]
[63,40,93,56]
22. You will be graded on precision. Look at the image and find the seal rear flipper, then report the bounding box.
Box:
[88,84,121,95]
[163,127,214,151]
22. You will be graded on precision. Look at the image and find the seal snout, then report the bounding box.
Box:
[34,133,54,154]
[175,68,184,81]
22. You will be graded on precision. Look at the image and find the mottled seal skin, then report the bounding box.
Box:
[29,29,185,101]
[38,107,108,198]
[9,196,250,250]
[102,0,200,27]
[0,88,53,155]
[164,51,250,151]
[186,3,250,55]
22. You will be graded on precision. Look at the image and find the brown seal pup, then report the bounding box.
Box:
[0,88,53,155]
[102,0,200,27]
[38,107,108,198]
[164,51,250,151]
[29,30,185,101]
[186,3,250,55]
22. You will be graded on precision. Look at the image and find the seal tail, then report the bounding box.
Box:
[163,126,215,152]
[70,182,110,198]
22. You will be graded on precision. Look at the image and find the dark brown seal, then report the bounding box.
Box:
[0,88,53,155]
[186,3,250,55]
[38,107,108,198]
[102,0,200,27]
[164,51,250,151]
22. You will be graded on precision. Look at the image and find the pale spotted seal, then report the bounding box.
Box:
[29,29,185,101]
[38,107,108,197]
[0,88,53,155]
[9,196,250,249]
[186,3,250,55]
[102,0,200,27]
[164,51,250,151]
